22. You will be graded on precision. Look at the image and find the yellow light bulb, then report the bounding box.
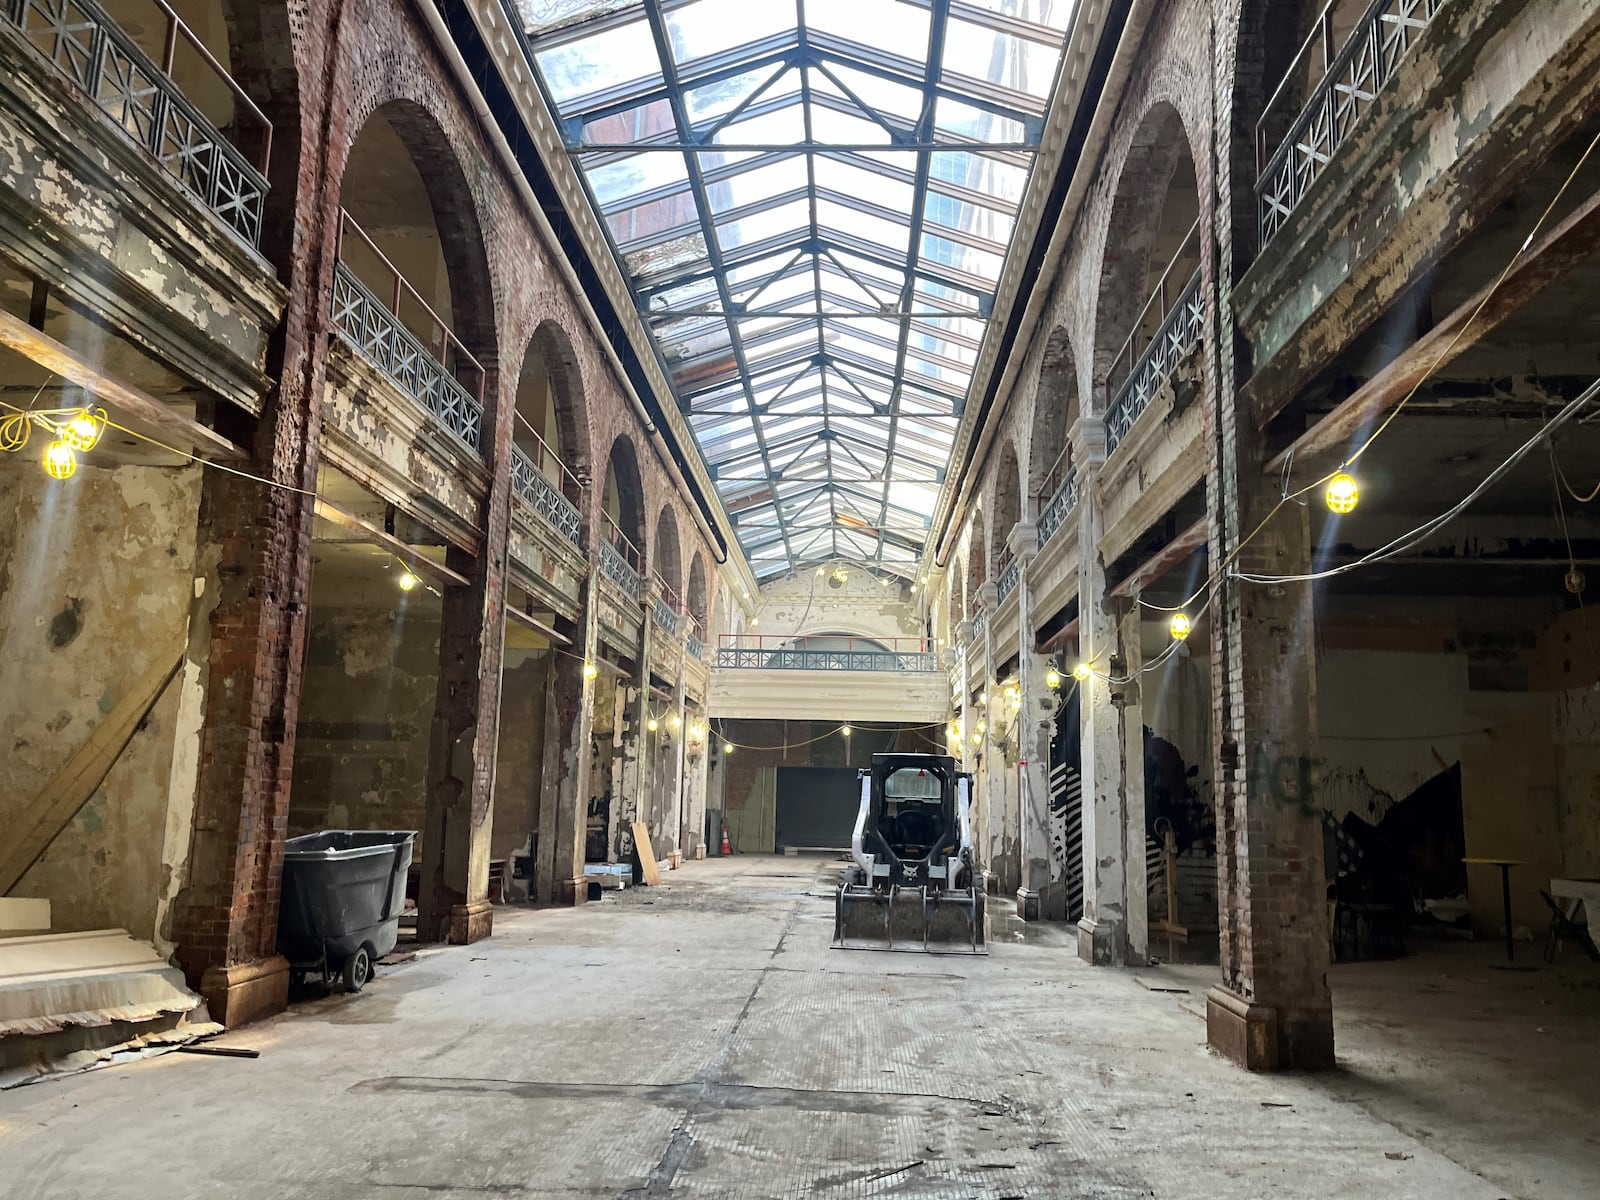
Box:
[397,571,419,592]
[970,732,982,747]
[582,661,599,680]
[723,741,734,754]
[977,691,988,707]
[670,714,682,731]
[1170,612,1192,640]
[42,438,76,480]
[1045,667,1062,689]
[1326,472,1359,515]
[841,724,851,737]
[1072,662,1093,682]
[647,718,659,733]
[63,408,104,452]
[976,719,986,734]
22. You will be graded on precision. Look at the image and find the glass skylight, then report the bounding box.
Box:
[520,0,1073,577]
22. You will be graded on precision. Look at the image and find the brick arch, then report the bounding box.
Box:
[687,551,709,629]
[652,503,683,596]
[1091,98,1202,409]
[1226,0,1312,274]
[602,433,645,557]
[992,438,1023,566]
[1028,325,1081,506]
[337,96,498,371]
[966,502,988,607]
[513,318,591,499]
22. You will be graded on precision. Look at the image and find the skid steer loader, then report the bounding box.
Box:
[832,753,987,954]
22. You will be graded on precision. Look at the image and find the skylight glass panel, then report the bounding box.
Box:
[524,0,1077,572]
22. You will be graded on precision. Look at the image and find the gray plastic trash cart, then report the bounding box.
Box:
[278,830,415,992]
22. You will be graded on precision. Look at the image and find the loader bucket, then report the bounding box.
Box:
[833,881,988,955]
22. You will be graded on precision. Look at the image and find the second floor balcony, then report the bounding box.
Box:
[1104,221,1203,458]
[715,635,939,673]
[330,209,486,455]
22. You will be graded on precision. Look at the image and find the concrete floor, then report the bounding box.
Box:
[0,856,1594,1198]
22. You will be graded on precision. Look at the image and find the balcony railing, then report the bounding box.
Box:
[1037,467,1078,549]
[715,634,939,673]
[331,210,485,453]
[7,0,272,247]
[686,632,705,661]
[1104,255,1204,457]
[1256,0,1446,247]
[510,440,582,547]
[652,594,680,637]
[996,557,1021,605]
[599,514,641,595]
[971,607,987,643]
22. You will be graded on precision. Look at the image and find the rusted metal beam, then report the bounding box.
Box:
[0,308,246,463]
[1110,517,1209,598]
[1265,185,1600,470]
[313,497,472,589]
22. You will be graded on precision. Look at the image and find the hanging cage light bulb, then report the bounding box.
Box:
[1072,662,1093,682]
[647,717,659,733]
[723,740,734,754]
[582,661,599,680]
[670,713,682,732]
[841,724,851,737]
[63,407,106,452]
[1169,612,1193,640]
[1325,472,1359,515]
[396,570,419,592]
[1045,666,1062,690]
[42,438,77,480]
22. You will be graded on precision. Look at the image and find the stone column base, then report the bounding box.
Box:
[1015,888,1040,921]
[1206,986,1279,1071]
[1076,915,1120,965]
[200,955,290,1028]
[448,900,494,944]
[556,875,589,905]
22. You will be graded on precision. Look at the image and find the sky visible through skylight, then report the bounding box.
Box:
[520,0,1074,578]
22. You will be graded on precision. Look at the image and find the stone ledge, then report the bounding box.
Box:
[1206,985,1278,1071]
[199,955,290,1029]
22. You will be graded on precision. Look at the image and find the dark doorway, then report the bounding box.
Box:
[775,767,861,851]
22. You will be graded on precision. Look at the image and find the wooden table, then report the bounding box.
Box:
[1463,858,1526,963]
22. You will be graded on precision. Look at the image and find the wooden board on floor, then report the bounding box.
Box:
[631,821,661,887]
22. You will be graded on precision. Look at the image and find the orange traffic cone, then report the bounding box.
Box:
[720,826,733,856]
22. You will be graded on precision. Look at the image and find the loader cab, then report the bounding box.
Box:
[863,754,965,870]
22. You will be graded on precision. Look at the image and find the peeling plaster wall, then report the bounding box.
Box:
[288,594,441,842]
[752,570,925,645]
[0,461,203,942]
[491,646,550,860]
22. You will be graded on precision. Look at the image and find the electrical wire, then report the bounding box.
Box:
[1133,124,1600,617]
[1230,378,1600,584]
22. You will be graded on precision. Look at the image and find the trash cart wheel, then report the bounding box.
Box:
[342,944,373,993]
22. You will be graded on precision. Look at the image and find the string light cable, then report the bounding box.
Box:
[1229,376,1600,585]
[1134,123,1600,618]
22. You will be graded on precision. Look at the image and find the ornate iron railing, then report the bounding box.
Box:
[1256,0,1446,247]
[686,633,704,661]
[6,0,272,247]
[715,648,939,672]
[1104,268,1203,456]
[1037,469,1078,548]
[599,538,640,595]
[510,443,581,545]
[996,557,1021,605]
[971,607,987,642]
[652,595,680,637]
[330,262,483,453]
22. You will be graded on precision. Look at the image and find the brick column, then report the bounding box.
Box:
[1206,497,1332,1070]
[975,580,1015,894]
[667,665,688,860]
[613,585,654,858]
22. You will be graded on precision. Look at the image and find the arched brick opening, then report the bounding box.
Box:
[1030,326,1080,510]
[993,440,1023,570]
[653,504,683,601]
[687,551,709,630]
[338,99,496,374]
[1093,100,1201,408]
[512,319,590,508]
[967,505,988,608]
[602,434,645,564]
